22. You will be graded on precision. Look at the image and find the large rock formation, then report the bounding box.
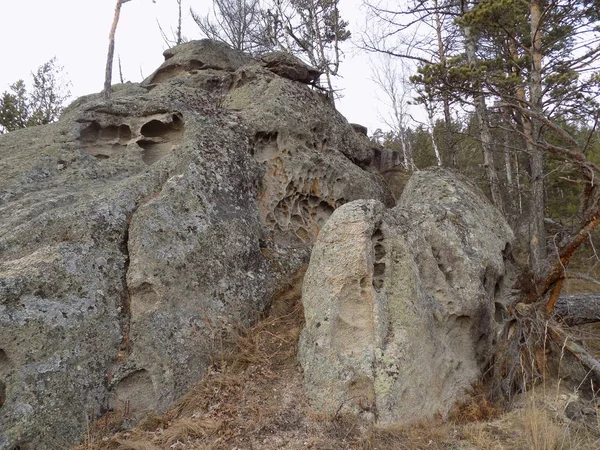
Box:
[0,40,393,449]
[298,168,514,424]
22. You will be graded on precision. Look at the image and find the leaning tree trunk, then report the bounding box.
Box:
[104,0,131,100]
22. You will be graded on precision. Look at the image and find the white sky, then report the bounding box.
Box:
[0,0,397,135]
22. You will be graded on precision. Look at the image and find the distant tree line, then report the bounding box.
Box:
[0,57,71,134]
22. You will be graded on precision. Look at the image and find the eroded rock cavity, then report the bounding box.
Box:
[78,113,183,165]
[0,39,394,449]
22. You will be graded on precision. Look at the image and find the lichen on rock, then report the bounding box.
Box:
[0,40,393,449]
[298,168,515,425]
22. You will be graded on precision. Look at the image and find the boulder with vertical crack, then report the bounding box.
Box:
[298,168,514,424]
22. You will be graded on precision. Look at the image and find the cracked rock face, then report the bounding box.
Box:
[0,40,392,449]
[298,168,514,424]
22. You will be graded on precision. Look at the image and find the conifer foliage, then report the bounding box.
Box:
[0,58,71,134]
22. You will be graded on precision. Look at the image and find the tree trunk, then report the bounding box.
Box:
[462,19,504,212]
[433,0,454,166]
[528,0,547,276]
[176,0,183,45]
[554,293,600,326]
[426,102,442,166]
[104,0,131,100]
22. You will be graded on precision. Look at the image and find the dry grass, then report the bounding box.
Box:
[359,420,461,450]
[521,396,567,450]
[77,264,600,450]
[449,382,504,424]
[159,418,221,447]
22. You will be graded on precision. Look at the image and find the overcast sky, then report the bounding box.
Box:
[0,0,404,135]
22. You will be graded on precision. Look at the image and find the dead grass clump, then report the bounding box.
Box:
[460,424,507,450]
[450,382,504,424]
[104,438,161,450]
[159,417,221,447]
[78,429,161,450]
[359,420,459,450]
[517,392,600,450]
[521,398,568,450]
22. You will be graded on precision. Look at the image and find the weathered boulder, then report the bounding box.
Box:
[142,39,255,86]
[260,51,322,84]
[298,168,514,424]
[0,41,392,449]
[224,60,393,258]
[350,123,368,136]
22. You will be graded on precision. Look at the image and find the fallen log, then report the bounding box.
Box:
[548,321,600,384]
[554,293,600,326]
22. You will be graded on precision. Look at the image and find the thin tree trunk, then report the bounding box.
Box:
[426,103,442,166]
[177,0,183,44]
[463,20,504,212]
[433,0,454,166]
[514,152,523,214]
[118,56,124,84]
[528,0,547,276]
[104,0,131,100]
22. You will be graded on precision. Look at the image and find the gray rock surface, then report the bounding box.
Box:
[0,41,392,449]
[260,51,322,84]
[298,168,514,425]
[142,39,255,86]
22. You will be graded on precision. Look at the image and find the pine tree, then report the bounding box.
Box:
[0,58,70,133]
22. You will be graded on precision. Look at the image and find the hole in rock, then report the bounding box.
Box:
[373,263,385,277]
[449,314,471,326]
[10,444,30,450]
[98,125,119,140]
[118,124,132,141]
[482,266,498,298]
[255,131,278,143]
[307,196,320,208]
[494,277,503,298]
[252,131,282,162]
[0,380,5,408]
[372,229,383,242]
[111,369,156,417]
[502,242,512,258]
[372,261,385,292]
[374,244,386,261]
[82,144,125,160]
[494,302,508,323]
[0,349,10,372]
[315,201,334,223]
[138,115,184,165]
[79,121,100,143]
[130,283,160,318]
[141,115,183,138]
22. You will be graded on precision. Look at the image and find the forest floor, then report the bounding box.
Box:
[76,258,600,450]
